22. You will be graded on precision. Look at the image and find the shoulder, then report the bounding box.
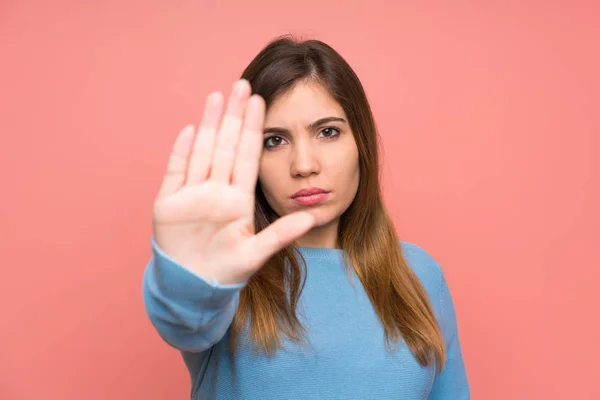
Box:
[399,241,445,306]
[399,241,444,281]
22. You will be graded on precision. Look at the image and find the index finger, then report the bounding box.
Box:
[232,94,266,194]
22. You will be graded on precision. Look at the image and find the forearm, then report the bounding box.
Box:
[142,238,245,352]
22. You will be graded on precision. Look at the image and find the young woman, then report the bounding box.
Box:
[143,37,470,399]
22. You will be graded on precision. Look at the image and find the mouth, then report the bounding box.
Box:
[291,187,330,206]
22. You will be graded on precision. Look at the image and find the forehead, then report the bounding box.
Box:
[265,81,346,126]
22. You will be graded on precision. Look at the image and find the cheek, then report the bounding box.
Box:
[330,144,360,186]
[258,158,282,201]
[258,155,272,184]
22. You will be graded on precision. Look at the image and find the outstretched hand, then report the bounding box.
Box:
[152,80,315,285]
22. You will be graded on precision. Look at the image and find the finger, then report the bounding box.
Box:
[187,91,224,184]
[243,212,316,267]
[157,124,195,198]
[232,94,265,194]
[209,79,251,183]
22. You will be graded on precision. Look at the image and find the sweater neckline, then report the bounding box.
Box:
[294,246,346,260]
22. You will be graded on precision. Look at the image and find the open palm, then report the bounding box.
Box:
[152,80,315,285]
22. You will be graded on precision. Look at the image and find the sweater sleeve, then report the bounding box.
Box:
[428,272,470,399]
[142,237,246,353]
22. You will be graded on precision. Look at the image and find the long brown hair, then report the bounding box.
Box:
[230,35,446,370]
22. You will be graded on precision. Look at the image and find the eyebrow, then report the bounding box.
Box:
[263,116,347,135]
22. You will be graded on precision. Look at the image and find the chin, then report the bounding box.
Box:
[301,207,340,228]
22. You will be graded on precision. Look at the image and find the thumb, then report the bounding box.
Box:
[243,212,315,267]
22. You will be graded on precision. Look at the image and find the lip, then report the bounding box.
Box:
[291,187,330,206]
[292,187,328,198]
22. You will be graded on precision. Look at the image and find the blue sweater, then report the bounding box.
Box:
[143,239,470,399]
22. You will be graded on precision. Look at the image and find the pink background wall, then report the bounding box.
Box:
[1,1,598,399]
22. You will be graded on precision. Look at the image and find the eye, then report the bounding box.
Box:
[318,127,341,139]
[263,135,288,149]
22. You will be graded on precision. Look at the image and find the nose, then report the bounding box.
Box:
[290,139,321,178]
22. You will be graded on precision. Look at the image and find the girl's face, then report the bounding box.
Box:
[258,81,360,248]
